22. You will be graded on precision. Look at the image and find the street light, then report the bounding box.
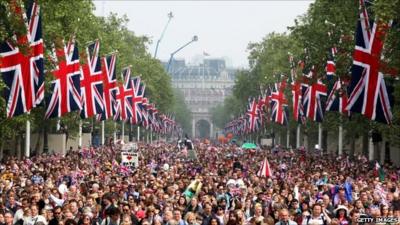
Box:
[167,35,198,73]
[154,12,174,58]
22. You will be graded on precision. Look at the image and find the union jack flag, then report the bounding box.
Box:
[346,0,393,124]
[257,95,266,127]
[270,79,288,125]
[139,97,149,129]
[289,54,306,124]
[97,53,117,121]
[246,98,260,132]
[148,103,160,132]
[130,77,144,125]
[80,40,104,118]
[326,78,349,116]
[303,79,327,122]
[114,67,133,122]
[325,32,338,81]
[45,36,81,119]
[0,0,44,118]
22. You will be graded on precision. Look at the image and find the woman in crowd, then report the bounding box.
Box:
[1,142,400,225]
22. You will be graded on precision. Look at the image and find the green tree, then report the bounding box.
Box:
[169,89,192,136]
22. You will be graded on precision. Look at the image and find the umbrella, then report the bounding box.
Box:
[241,143,257,149]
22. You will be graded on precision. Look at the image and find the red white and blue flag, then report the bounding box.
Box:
[98,53,118,121]
[130,77,144,125]
[80,40,104,118]
[270,79,288,125]
[303,79,327,122]
[0,0,44,118]
[346,0,393,124]
[289,54,306,124]
[326,78,349,116]
[246,98,260,132]
[325,32,338,81]
[139,97,149,129]
[45,36,81,118]
[114,67,134,122]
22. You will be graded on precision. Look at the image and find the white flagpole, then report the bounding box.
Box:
[78,120,82,147]
[25,119,30,158]
[368,130,374,160]
[338,124,343,155]
[101,120,105,145]
[296,124,301,148]
[137,126,140,141]
[286,128,290,148]
[56,119,61,131]
[318,123,322,151]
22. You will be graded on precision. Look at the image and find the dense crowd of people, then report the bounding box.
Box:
[0,140,400,225]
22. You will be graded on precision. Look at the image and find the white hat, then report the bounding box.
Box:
[334,205,349,216]
[226,179,236,187]
[163,163,170,171]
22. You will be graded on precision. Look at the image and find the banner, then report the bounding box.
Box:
[121,152,139,168]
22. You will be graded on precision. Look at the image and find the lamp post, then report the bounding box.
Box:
[154,12,174,58]
[167,35,198,73]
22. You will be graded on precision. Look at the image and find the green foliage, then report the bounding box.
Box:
[0,0,175,148]
[223,0,400,146]
[211,95,242,129]
[169,89,192,135]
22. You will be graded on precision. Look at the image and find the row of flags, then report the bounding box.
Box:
[0,0,180,135]
[224,0,396,136]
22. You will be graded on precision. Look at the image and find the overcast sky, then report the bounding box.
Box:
[93,1,312,69]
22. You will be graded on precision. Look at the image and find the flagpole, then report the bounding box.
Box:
[338,123,343,155]
[121,121,125,142]
[286,127,290,148]
[25,119,30,158]
[56,119,61,131]
[368,130,374,161]
[137,126,140,142]
[101,121,105,145]
[296,124,301,148]
[318,123,322,151]
[78,119,82,147]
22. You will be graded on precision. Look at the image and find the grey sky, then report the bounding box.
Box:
[93,1,312,68]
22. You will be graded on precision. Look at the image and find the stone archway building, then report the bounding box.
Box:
[168,58,236,139]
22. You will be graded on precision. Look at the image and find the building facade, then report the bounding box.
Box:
[168,58,236,139]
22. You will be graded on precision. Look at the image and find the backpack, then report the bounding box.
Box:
[306,215,327,225]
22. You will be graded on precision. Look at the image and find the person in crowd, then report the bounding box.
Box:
[275,208,298,225]
[1,142,400,225]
